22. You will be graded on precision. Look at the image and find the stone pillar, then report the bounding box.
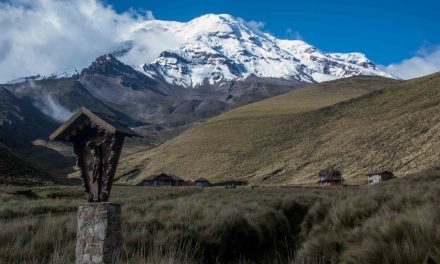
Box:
[76,203,122,264]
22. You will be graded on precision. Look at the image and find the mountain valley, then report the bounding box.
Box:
[0,13,419,186]
[127,72,440,185]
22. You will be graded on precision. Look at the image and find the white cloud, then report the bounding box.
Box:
[118,26,181,66]
[246,20,265,31]
[386,46,440,80]
[245,20,266,35]
[26,80,74,121]
[0,0,154,83]
[36,95,74,122]
[286,28,302,40]
[146,10,155,20]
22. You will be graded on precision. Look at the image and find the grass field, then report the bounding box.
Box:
[120,73,440,185]
[1,167,440,263]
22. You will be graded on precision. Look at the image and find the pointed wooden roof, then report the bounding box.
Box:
[49,107,141,141]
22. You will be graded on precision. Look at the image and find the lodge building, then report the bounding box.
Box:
[367,171,394,184]
[319,168,343,186]
[138,173,184,187]
[195,177,210,187]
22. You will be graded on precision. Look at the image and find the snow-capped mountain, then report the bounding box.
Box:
[116,14,394,87]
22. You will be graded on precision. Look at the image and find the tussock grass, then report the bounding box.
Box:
[1,168,440,263]
[296,167,440,263]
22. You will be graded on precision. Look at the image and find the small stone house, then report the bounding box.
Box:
[367,171,394,185]
[138,173,184,187]
[319,168,343,186]
[195,177,210,187]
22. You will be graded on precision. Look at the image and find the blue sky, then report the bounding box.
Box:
[107,0,440,66]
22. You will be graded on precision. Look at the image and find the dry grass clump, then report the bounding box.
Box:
[120,188,314,263]
[0,215,76,264]
[345,205,440,264]
[295,167,440,263]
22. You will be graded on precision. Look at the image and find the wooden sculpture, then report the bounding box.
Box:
[50,107,140,202]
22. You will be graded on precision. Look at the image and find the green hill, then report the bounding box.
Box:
[116,76,406,184]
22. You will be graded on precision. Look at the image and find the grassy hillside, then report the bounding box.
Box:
[116,76,401,184]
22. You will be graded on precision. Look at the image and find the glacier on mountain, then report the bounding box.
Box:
[116,14,395,87]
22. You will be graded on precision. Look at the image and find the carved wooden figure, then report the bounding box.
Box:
[50,107,140,202]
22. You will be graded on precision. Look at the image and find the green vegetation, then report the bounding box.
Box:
[122,73,440,185]
[1,168,440,263]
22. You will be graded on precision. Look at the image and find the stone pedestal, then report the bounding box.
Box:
[76,203,122,264]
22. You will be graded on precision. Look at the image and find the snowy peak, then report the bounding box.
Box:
[185,14,238,35]
[327,53,372,66]
[276,39,388,82]
[278,40,318,54]
[115,14,394,88]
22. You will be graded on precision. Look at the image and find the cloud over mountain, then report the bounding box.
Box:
[386,46,440,79]
[0,0,150,83]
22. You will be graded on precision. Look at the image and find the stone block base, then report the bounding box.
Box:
[76,203,122,264]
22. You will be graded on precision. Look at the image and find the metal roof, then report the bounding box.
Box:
[195,177,210,182]
[319,168,343,181]
[143,173,184,182]
[367,171,394,176]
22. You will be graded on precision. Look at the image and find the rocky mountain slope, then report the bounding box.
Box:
[0,86,58,148]
[5,54,303,127]
[0,87,73,184]
[1,53,304,184]
[116,76,406,184]
[77,54,304,125]
[0,86,77,180]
